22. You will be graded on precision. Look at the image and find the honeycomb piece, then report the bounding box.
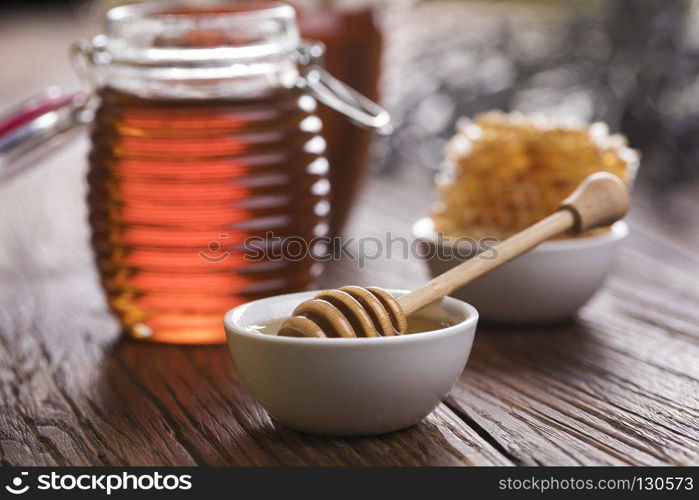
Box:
[432,111,639,240]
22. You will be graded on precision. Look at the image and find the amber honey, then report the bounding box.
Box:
[251,314,453,336]
[87,87,328,343]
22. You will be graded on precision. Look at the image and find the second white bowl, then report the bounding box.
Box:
[413,218,629,325]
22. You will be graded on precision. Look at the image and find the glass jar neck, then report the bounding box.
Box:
[94,1,302,99]
[71,1,389,129]
[0,2,391,180]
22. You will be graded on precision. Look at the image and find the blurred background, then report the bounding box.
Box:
[3,0,698,189]
[1,0,697,277]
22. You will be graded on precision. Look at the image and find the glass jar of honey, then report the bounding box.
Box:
[0,1,389,344]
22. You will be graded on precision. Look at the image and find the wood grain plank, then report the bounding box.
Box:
[0,269,202,466]
[0,246,511,466]
[443,247,699,466]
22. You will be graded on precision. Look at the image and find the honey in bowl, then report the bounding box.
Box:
[249,314,454,336]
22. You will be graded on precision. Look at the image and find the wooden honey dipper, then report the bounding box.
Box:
[278,172,630,338]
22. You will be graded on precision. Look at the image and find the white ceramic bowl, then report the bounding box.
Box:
[413,218,629,325]
[224,290,478,436]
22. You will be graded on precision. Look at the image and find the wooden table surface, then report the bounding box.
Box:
[1,8,698,467]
